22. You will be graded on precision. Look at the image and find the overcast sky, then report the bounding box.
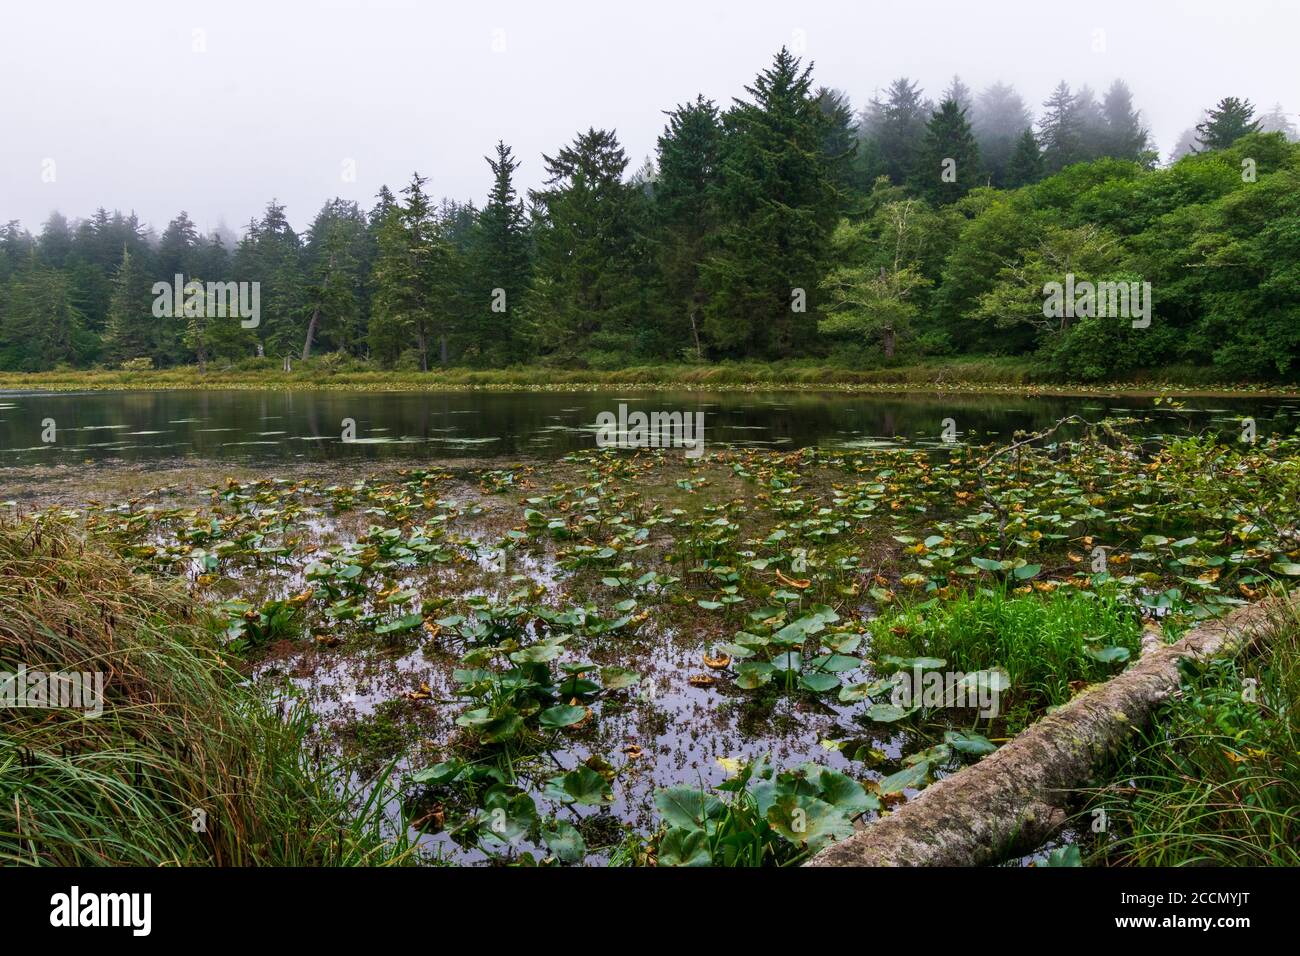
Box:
[2,0,1297,236]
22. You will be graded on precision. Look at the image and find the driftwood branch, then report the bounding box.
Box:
[807,592,1293,867]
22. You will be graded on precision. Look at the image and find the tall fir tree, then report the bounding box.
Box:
[526,128,646,362]
[861,77,931,186]
[912,99,982,203]
[654,96,723,358]
[102,246,155,364]
[1195,97,1262,151]
[1099,79,1152,163]
[470,141,532,365]
[813,87,860,208]
[972,82,1033,186]
[702,48,838,358]
[1004,128,1045,187]
[370,174,455,370]
[1038,81,1085,173]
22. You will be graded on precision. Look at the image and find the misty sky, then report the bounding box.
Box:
[2,0,1297,236]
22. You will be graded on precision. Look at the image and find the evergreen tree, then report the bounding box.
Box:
[1072,85,1108,160]
[1258,103,1299,141]
[1196,97,1262,151]
[526,128,646,362]
[1099,79,1152,163]
[301,199,367,359]
[942,75,974,115]
[861,77,931,185]
[102,246,155,364]
[972,82,1032,187]
[912,99,982,203]
[1038,81,1084,173]
[813,87,860,206]
[702,48,838,357]
[1004,128,1045,187]
[470,142,532,365]
[0,265,92,370]
[370,174,454,370]
[244,200,306,360]
[654,97,723,358]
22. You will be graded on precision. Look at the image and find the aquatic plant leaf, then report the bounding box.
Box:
[944,730,998,756]
[539,704,588,728]
[767,794,854,849]
[654,786,725,832]
[799,672,841,693]
[878,760,931,795]
[546,767,614,806]
[1083,644,1131,663]
[657,826,711,866]
[865,702,914,723]
[542,820,586,863]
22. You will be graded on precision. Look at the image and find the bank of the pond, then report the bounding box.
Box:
[0,515,414,866]
[2,360,1298,399]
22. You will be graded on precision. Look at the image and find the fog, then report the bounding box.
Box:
[2,0,1296,233]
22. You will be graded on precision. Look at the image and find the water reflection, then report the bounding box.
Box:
[0,389,1295,464]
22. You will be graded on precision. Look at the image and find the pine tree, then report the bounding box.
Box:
[1004,128,1045,187]
[470,141,532,365]
[1258,103,1299,141]
[1038,81,1084,173]
[1195,97,1262,151]
[942,75,974,115]
[1072,85,1107,160]
[912,99,982,203]
[702,48,838,358]
[1099,80,1152,163]
[654,96,723,358]
[972,82,1033,186]
[813,87,860,206]
[301,200,366,360]
[102,246,155,364]
[370,174,454,370]
[0,266,89,370]
[861,77,931,185]
[526,128,645,361]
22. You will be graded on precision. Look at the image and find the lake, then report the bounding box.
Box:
[1,389,1297,466]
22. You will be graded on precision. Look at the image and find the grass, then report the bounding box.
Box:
[1081,597,1299,866]
[1,356,1295,396]
[0,513,415,866]
[868,588,1145,728]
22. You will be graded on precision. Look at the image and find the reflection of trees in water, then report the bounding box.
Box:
[1,391,1290,465]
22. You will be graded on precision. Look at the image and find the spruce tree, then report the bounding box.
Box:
[701,48,838,358]
[1195,97,1262,151]
[471,141,532,365]
[1099,79,1152,163]
[102,246,155,364]
[861,77,931,185]
[1038,81,1084,173]
[527,128,645,362]
[654,96,723,358]
[1004,128,1045,187]
[971,82,1032,187]
[912,99,982,203]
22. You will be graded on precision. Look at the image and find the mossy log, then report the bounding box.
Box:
[807,593,1291,867]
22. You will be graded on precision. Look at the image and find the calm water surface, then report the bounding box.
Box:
[1,389,1296,466]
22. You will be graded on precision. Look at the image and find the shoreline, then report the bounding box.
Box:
[2,368,1298,401]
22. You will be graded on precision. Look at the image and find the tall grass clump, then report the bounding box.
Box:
[868,588,1143,727]
[1082,599,1299,865]
[0,514,412,866]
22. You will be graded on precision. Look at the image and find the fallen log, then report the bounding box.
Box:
[807,592,1293,867]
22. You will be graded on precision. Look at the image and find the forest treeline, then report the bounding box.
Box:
[2,49,1298,381]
